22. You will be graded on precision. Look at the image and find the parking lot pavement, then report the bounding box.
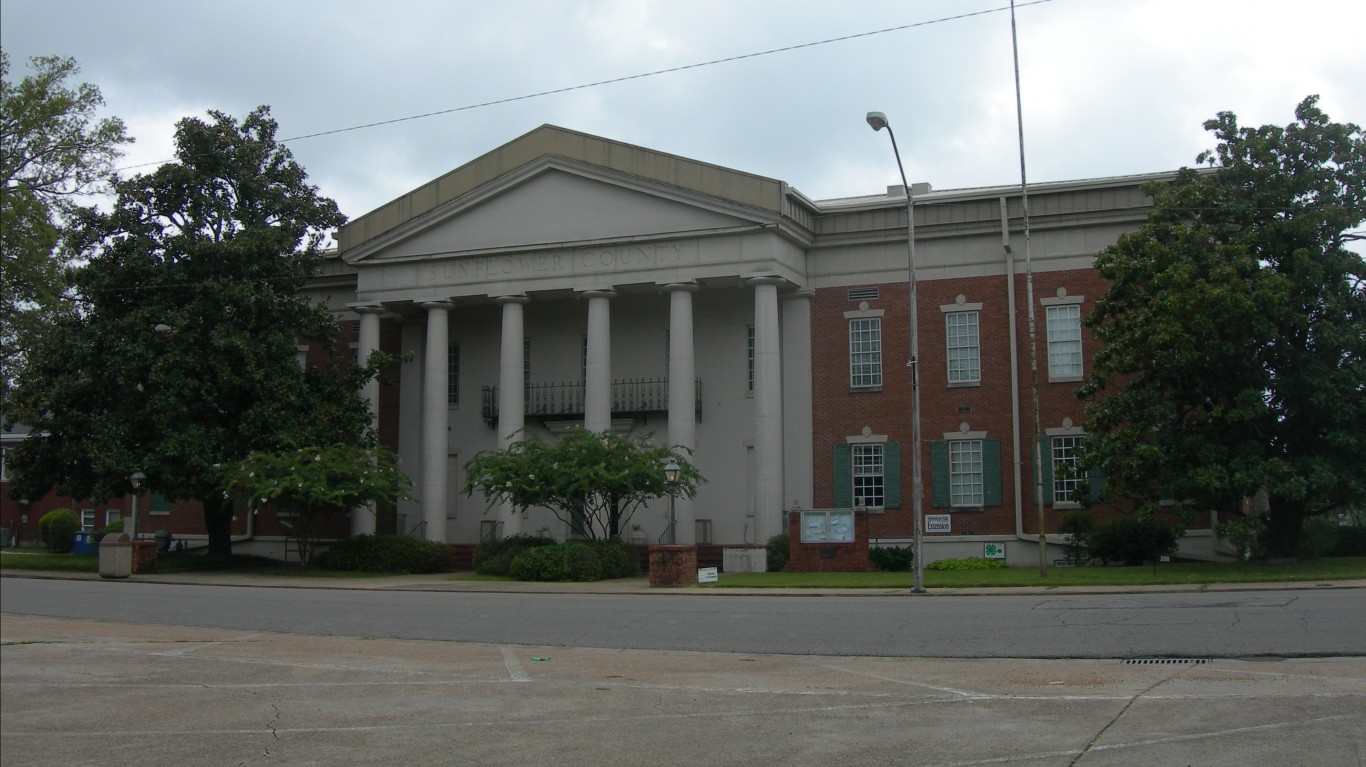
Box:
[3,614,1363,766]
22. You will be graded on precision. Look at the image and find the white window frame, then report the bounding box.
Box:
[105,510,122,527]
[945,310,981,385]
[949,439,985,508]
[1044,302,1084,381]
[848,316,883,389]
[80,509,95,532]
[1051,434,1084,505]
[852,443,885,509]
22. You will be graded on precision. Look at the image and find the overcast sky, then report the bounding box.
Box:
[3,0,1363,224]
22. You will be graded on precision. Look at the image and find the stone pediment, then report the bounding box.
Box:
[346,159,764,265]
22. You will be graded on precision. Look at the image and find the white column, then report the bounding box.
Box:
[496,294,529,537]
[665,282,699,545]
[582,289,615,432]
[782,289,815,513]
[420,301,454,543]
[352,304,384,536]
[748,277,784,546]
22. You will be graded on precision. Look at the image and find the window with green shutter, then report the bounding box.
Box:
[833,441,900,509]
[931,439,1001,508]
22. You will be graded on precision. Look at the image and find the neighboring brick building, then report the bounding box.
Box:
[2,125,1222,566]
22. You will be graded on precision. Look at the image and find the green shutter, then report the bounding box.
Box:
[983,439,1003,507]
[930,441,949,508]
[1038,437,1053,506]
[883,441,901,509]
[833,444,853,508]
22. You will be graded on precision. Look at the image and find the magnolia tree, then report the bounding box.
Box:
[462,429,702,541]
[220,444,411,564]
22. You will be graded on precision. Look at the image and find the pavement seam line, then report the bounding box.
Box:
[501,645,531,682]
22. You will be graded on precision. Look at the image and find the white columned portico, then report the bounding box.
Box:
[748,277,785,544]
[581,289,616,432]
[665,282,699,545]
[496,294,529,537]
[351,303,385,536]
[420,300,454,543]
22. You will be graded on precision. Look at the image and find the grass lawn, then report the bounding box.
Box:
[0,548,278,574]
[711,557,1366,589]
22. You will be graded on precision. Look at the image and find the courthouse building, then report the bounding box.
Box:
[3,125,1220,565]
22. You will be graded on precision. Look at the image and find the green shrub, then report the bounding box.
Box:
[1088,517,1181,566]
[473,533,558,575]
[39,509,80,553]
[925,556,1006,571]
[315,534,457,574]
[1059,510,1096,565]
[869,545,913,572]
[591,539,640,578]
[1328,525,1366,557]
[1299,515,1340,559]
[92,518,124,545]
[767,533,789,571]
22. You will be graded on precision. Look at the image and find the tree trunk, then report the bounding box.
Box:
[1264,496,1304,559]
[204,496,235,557]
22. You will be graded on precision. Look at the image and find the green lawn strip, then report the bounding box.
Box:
[710,558,1366,589]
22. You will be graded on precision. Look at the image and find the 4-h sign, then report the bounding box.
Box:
[983,543,1006,560]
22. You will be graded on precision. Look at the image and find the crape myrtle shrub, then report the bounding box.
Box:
[315,534,457,574]
[509,540,641,582]
[869,545,914,572]
[472,533,557,576]
[38,508,79,552]
[766,533,789,571]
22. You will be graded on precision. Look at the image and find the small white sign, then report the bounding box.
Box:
[983,543,1006,559]
[697,566,718,584]
[925,514,952,534]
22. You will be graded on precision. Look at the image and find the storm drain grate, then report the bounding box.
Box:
[1124,658,1210,665]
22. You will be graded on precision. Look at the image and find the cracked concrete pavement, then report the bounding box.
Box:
[3,613,1363,766]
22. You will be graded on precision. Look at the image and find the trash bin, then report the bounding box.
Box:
[99,533,133,579]
[154,529,174,553]
[71,532,94,555]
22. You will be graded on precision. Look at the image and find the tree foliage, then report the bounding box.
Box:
[220,444,411,563]
[1080,96,1366,557]
[462,429,703,541]
[8,106,373,556]
[1,52,130,414]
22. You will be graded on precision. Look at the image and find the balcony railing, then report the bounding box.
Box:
[481,378,702,426]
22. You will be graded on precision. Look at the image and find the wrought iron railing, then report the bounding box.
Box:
[482,378,702,425]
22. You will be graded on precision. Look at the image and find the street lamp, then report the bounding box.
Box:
[663,458,680,545]
[867,111,926,594]
[128,471,146,540]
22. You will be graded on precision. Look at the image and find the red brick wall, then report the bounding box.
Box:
[648,545,698,587]
[783,510,874,572]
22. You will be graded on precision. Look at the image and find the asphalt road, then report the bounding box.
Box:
[3,577,1364,658]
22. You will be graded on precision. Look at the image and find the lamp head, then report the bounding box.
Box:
[129,470,146,490]
[866,111,889,132]
[663,459,680,486]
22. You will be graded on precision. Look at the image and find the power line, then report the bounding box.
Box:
[115,1,1054,172]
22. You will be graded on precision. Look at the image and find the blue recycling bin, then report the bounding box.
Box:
[71,532,94,555]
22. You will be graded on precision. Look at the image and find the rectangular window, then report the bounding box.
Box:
[1046,304,1083,379]
[849,318,883,388]
[80,509,95,532]
[149,493,172,516]
[523,337,531,392]
[946,311,980,384]
[447,343,460,407]
[852,443,885,509]
[0,446,10,481]
[105,510,121,527]
[949,440,984,507]
[1051,435,1084,504]
[746,325,755,392]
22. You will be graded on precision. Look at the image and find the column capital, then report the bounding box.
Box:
[419,300,455,312]
[744,275,789,289]
[783,288,816,302]
[577,288,617,300]
[348,302,388,315]
[494,293,530,306]
[661,281,700,294]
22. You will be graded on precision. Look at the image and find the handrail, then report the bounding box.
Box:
[482,378,702,425]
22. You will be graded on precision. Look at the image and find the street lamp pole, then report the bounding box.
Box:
[128,471,146,541]
[663,458,680,545]
[867,111,926,594]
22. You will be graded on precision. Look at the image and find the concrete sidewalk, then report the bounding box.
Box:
[4,566,1363,597]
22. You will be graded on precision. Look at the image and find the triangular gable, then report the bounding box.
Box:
[338,125,789,258]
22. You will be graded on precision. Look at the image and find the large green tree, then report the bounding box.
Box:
[463,429,703,541]
[0,52,130,415]
[8,106,375,556]
[1080,96,1365,557]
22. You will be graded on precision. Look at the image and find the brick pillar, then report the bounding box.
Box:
[648,545,698,587]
